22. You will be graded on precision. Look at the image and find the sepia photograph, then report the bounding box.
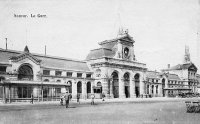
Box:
[0,0,200,124]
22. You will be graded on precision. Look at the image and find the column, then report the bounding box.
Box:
[91,81,94,94]
[109,79,114,98]
[139,80,145,96]
[41,86,43,102]
[82,81,86,99]
[9,85,11,103]
[119,78,125,98]
[37,86,40,102]
[72,80,77,99]
[158,85,162,97]
[149,84,152,97]
[130,78,136,98]
[102,78,109,98]
[154,85,157,97]
[33,87,38,97]
[2,85,5,103]
[165,90,168,97]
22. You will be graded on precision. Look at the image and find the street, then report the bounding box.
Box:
[0,98,200,124]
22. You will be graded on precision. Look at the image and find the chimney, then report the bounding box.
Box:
[5,38,7,50]
[45,45,46,56]
[168,64,170,69]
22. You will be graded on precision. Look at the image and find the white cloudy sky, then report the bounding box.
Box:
[0,0,200,72]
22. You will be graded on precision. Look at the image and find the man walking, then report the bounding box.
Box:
[30,93,34,104]
[64,92,70,108]
[77,93,80,104]
[91,93,95,105]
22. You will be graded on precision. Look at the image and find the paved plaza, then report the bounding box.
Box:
[0,98,200,124]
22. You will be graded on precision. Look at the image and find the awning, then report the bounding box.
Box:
[1,80,69,87]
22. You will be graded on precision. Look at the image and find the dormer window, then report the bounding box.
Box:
[67,72,72,77]
[55,71,62,76]
[0,66,6,73]
[86,74,91,78]
[77,73,82,78]
[43,70,50,75]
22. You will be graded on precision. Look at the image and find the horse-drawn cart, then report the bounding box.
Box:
[185,101,200,113]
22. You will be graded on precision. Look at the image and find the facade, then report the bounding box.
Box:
[0,46,93,103]
[160,46,199,97]
[0,32,199,103]
[195,74,200,93]
[145,71,162,97]
[86,32,147,98]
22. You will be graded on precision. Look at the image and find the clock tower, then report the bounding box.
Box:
[114,29,136,61]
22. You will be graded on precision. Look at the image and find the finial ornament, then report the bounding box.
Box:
[184,45,190,63]
[24,45,29,53]
[118,28,128,36]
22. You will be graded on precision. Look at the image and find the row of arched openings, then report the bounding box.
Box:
[111,71,140,98]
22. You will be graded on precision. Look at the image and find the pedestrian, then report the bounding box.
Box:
[30,93,34,104]
[102,92,105,101]
[77,94,80,104]
[91,93,95,105]
[60,94,64,105]
[64,92,70,108]
[69,93,72,101]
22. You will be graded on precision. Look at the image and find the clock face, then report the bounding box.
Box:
[124,47,129,58]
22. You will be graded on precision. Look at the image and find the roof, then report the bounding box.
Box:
[164,63,197,71]
[98,33,134,45]
[166,74,181,80]
[146,71,160,79]
[86,48,115,60]
[0,48,90,72]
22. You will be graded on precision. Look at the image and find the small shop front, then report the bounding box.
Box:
[164,88,191,97]
[93,86,102,99]
[0,80,69,103]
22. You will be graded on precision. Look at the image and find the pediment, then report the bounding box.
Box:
[9,52,41,65]
[188,64,197,71]
[119,35,135,43]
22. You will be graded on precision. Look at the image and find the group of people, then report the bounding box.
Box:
[60,92,72,108]
[60,92,106,108]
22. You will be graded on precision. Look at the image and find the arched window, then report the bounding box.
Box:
[156,85,158,94]
[97,82,102,87]
[77,81,82,93]
[0,76,5,82]
[44,79,49,82]
[87,82,91,93]
[56,80,61,82]
[94,82,102,94]
[147,85,149,94]
[124,73,130,81]
[67,81,72,93]
[134,73,140,97]
[18,64,33,80]
[152,85,154,94]
[112,71,119,98]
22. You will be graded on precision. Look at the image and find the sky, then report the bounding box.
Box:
[0,0,200,72]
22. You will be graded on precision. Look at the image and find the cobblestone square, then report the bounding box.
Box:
[0,98,200,124]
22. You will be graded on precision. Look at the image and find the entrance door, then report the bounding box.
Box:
[112,72,119,98]
[135,87,139,97]
[113,86,119,98]
[134,74,140,98]
[125,86,130,98]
